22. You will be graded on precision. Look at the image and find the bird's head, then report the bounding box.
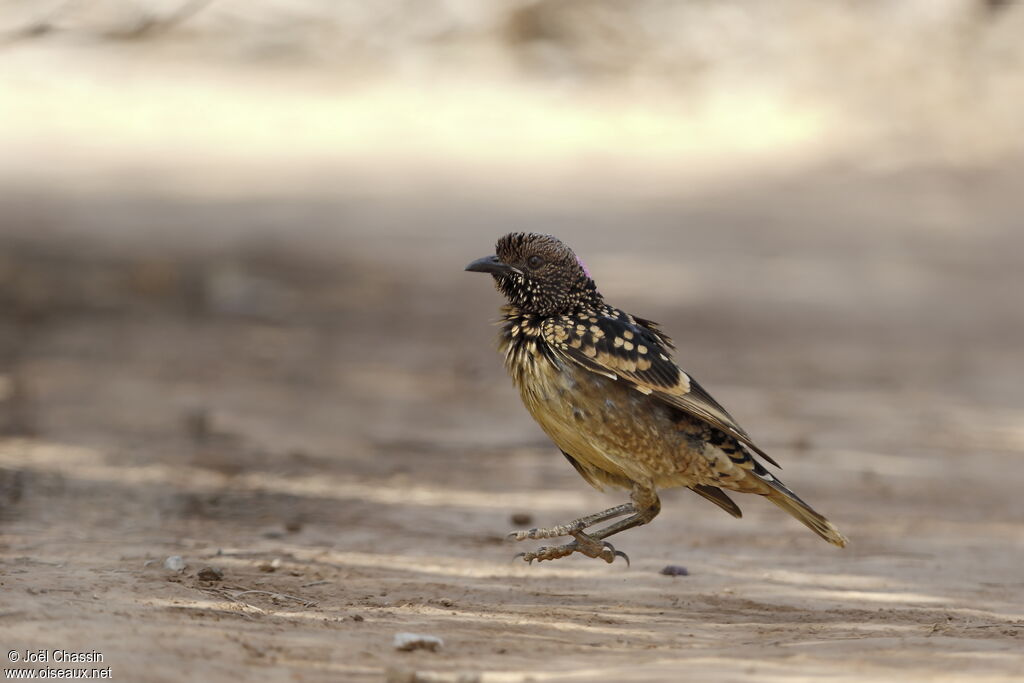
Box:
[465,232,601,316]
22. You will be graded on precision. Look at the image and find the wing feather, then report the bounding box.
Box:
[542,307,781,468]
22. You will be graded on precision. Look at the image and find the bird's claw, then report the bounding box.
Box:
[602,544,626,565]
[511,531,629,566]
[579,536,629,566]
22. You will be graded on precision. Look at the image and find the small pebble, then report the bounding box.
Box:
[183,408,210,443]
[163,555,186,572]
[659,565,689,577]
[394,632,443,652]
[510,512,533,526]
[197,566,224,582]
[258,558,282,573]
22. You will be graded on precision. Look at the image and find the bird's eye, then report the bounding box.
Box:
[527,255,545,270]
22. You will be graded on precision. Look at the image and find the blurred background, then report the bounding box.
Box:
[2,1,1023,681]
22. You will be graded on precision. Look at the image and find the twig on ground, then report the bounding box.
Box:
[203,586,318,609]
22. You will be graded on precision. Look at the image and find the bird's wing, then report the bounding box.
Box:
[541,307,780,467]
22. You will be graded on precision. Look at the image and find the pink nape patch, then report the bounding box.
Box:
[576,257,591,279]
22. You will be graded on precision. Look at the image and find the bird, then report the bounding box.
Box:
[465,232,847,565]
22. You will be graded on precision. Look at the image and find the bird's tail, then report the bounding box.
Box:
[764,485,848,547]
[689,484,743,519]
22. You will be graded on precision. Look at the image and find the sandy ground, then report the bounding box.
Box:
[1,160,1023,682]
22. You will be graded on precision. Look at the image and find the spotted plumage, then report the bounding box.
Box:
[466,232,846,564]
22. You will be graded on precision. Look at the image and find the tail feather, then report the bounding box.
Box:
[689,484,743,518]
[764,486,848,547]
[708,440,847,547]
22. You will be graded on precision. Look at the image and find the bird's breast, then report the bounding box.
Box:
[507,338,667,484]
[499,312,710,489]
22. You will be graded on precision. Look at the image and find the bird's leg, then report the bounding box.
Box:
[589,487,661,541]
[507,503,634,542]
[510,487,659,565]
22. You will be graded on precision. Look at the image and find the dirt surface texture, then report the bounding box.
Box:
[2,163,1023,682]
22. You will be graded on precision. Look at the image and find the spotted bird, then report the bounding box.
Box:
[466,232,847,564]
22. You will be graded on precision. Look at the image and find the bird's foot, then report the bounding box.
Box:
[514,531,629,566]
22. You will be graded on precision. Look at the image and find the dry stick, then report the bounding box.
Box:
[105,0,217,40]
[202,589,268,616]
[2,0,74,42]
[230,590,319,608]
[173,599,262,622]
[206,586,318,609]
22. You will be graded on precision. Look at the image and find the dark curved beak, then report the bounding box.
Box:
[465,254,513,275]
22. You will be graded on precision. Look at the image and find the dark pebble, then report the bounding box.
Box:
[197,566,225,581]
[659,565,689,576]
